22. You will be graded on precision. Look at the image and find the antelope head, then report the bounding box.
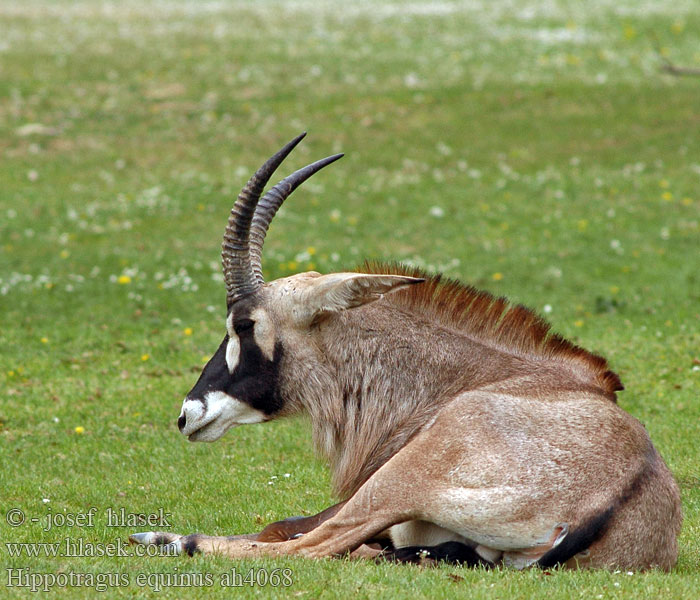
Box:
[177,134,422,442]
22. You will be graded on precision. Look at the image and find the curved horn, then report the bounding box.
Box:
[222,133,306,305]
[249,152,344,284]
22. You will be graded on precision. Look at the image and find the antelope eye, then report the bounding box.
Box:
[234,319,255,335]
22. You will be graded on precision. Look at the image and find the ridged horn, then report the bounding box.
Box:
[249,152,344,284]
[222,133,306,304]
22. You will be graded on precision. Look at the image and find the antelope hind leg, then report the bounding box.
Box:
[381,541,492,567]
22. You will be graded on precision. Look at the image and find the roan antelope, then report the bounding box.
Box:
[131,134,681,570]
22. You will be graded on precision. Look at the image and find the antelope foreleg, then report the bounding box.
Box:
[255,500,347,542]
[128,499,362,558]
[130,481,409,559]
[275,479,411,558]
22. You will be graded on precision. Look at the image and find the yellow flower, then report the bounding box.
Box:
[40,337,49,344]
[491,272,503,281]
[682,197,692,206]
[118,275,132,285]
[661,191,673,202]
[609,286,620,295]
[577,219,588,232]
[141,354,150,361]
[74,426,85,434]
[183,327,193,336]
[306,246,316,256]
[574,320,584,328]
[60,250,70,259]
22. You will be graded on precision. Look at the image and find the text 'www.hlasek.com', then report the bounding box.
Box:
[4,507,294,592]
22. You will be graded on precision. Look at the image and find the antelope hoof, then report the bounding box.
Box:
[129,531,195,556]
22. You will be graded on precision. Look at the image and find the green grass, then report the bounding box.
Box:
[1,0,699,597]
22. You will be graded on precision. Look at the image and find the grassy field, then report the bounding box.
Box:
[1,0,699,597]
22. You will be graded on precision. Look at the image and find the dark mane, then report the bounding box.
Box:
[358,261,623,399]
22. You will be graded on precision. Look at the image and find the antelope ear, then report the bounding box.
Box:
[299,273,424,321]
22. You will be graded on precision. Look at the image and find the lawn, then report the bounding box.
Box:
[0,0,699,597]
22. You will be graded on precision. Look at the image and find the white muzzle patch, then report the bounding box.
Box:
[179,391,266,442]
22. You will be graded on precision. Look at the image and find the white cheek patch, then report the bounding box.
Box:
[226,334,240,373]
[250,308,275,361]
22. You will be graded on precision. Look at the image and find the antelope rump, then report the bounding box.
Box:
[130,134,681,570]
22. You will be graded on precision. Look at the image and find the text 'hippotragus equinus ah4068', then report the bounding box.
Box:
[134,133,681,571]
